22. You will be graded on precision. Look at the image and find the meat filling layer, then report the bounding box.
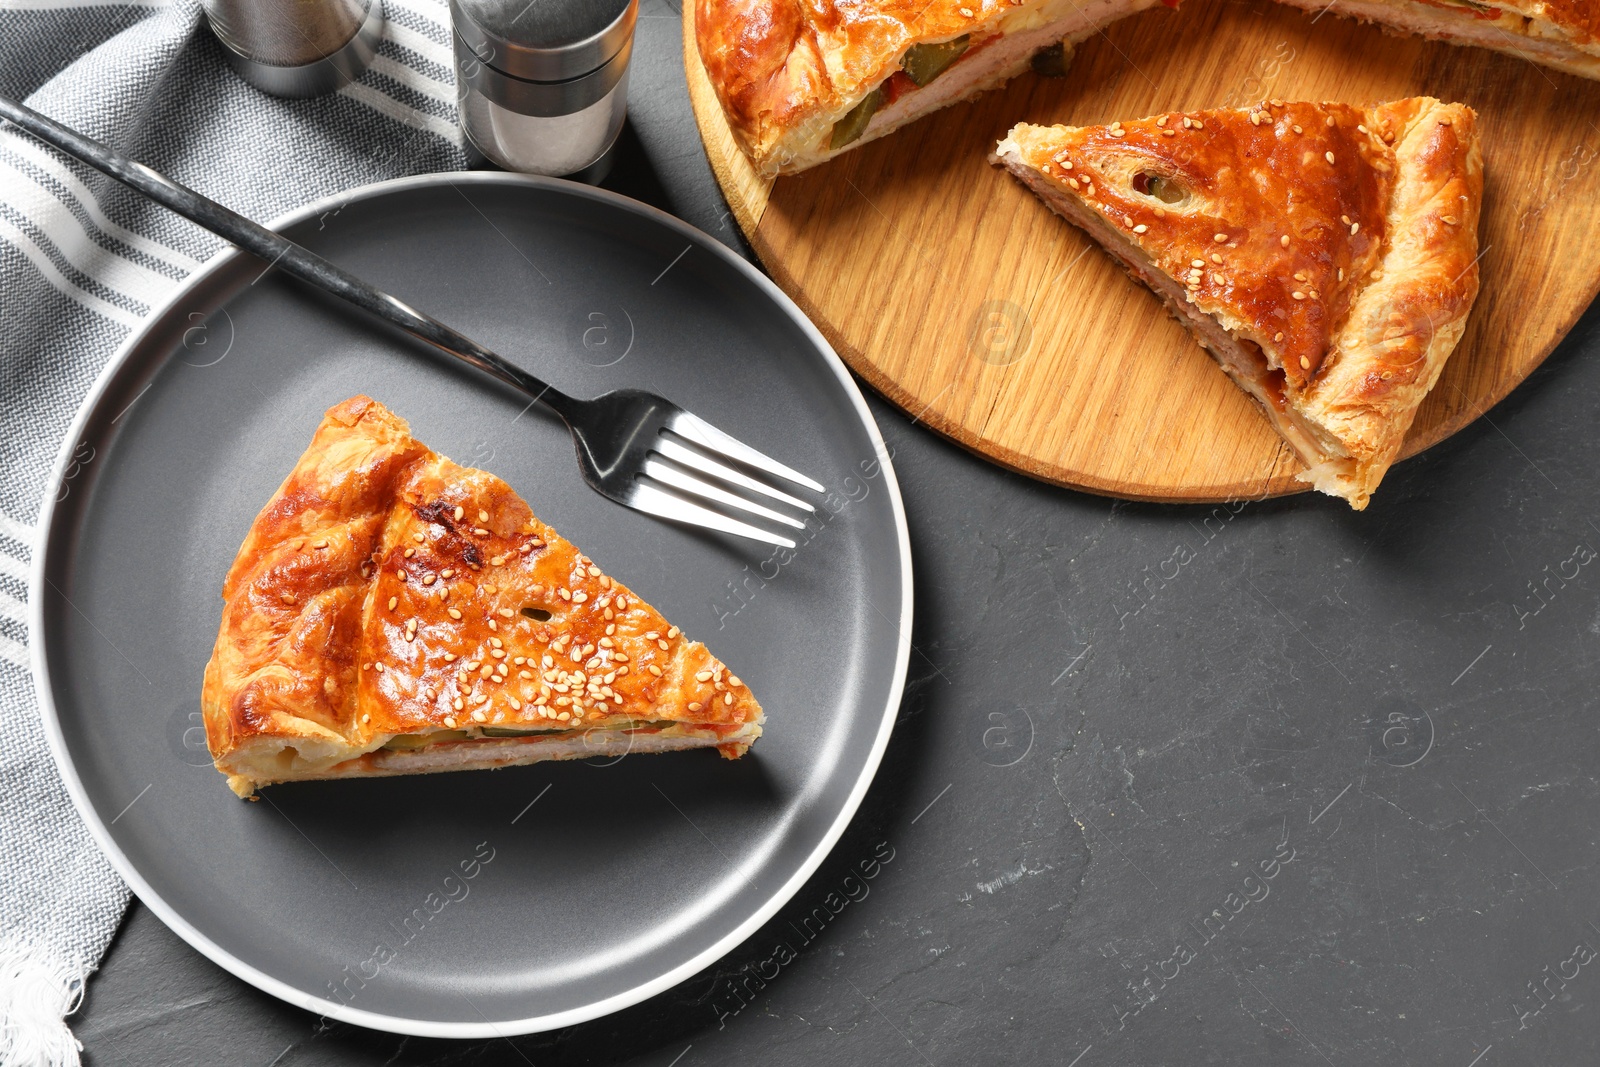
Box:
[1272,0,1600,78]
[813,0,1163,163]
[1001,159,1356,481]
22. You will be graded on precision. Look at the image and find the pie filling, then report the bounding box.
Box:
[1273,0,1600,75]
[222,718,758,794]
[378,718,680,750]
[813,0,1164,162]
[1000,156,1359,484]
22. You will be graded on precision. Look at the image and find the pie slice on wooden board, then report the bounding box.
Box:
[694,0,1179,175]
[991,97,1483,509]
[201,396,764,798]
[1271,0,1599,81]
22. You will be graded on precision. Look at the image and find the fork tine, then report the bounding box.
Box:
[655,438,815,513]
[668,411,826,494]
[626,482,797,548]
[643,458,806,529]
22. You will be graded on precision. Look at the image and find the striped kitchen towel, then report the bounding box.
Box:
[0,2,467,1062]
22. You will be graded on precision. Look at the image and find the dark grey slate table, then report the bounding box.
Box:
[73,2,1600,1063]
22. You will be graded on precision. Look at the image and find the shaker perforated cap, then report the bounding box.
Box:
[451,0,636,82]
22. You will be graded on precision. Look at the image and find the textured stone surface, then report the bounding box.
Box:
[74,1,1600,1063]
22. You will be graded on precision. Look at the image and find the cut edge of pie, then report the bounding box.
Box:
[1272,0,1600,82]
[991,96,1483,509]
[201,396,764,798]
[694,0,1175,176]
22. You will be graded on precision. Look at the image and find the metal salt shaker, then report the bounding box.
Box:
[451,0,636,182]
[202,0,384,98]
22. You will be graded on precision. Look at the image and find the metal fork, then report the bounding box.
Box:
[0,95,822,548]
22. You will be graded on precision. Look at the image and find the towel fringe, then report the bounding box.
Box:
[0,938,87,1067]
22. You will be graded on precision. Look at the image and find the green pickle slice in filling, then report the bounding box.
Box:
[382,729,469,750]
[830,88,883,150]
[829,35,973,151]
[900,36,970,87]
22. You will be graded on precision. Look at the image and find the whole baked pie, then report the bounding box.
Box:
[202,396,764,798]
[991,97,1483,508]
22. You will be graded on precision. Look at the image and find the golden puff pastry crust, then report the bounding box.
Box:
[202,396,763,798]
[992,97,1482,509]
[694,0,1171,174]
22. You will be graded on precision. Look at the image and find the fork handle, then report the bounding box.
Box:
[0,94,580,417]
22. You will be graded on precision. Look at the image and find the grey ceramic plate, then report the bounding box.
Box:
[31,173,911,1038]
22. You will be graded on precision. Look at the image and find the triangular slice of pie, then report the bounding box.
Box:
[202,396,764,798]
[991,97,1483,509]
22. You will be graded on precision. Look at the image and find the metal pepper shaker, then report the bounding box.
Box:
[451,0,636,182]
[202,0,384,98]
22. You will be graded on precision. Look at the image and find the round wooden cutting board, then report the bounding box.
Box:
[683,0,1600,503]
